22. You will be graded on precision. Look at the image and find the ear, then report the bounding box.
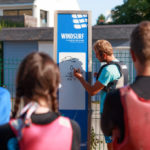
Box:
[103,52,107,59]
[130,49,136,62]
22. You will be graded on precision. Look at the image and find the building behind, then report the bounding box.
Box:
[0,0,80,27]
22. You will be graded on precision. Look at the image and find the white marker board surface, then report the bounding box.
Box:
[59,52,86,110]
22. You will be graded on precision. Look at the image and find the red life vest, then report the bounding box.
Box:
[113,86,150,150]
[9,116,73,150]
[9,102,73,150]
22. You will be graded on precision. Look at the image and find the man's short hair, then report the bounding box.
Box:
[94,40,113,56]
[130,21,150,64]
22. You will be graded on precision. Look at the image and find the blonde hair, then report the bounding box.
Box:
[94,40,113,56]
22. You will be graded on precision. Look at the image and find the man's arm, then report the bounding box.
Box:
[74,69,104,96]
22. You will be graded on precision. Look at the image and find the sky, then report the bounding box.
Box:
[77,0,124,25]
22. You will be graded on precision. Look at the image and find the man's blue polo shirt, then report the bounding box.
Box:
[98,62,121,113]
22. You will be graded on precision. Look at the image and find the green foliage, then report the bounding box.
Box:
[0,20,24,30]
[96,14,105,25]
[111,0,150,24]
[90,127,99,150]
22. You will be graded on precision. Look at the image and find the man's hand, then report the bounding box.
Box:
[73,68,83,80]
[74,68,104,96]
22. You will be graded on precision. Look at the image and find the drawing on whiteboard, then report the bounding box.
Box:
[59,54,85,81]
[60,56,84,81]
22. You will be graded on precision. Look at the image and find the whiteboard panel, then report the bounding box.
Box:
[59,52,86,110]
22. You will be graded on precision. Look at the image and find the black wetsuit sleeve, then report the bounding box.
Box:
[101,89,125,142]
[70,120,81,150]
[0,123,15,150]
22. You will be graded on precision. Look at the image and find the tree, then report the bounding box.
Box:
[111,0,150,24]
[96,14,105,25]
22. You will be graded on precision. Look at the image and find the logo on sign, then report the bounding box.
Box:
[61,33,84,40]
[72,14,88,29]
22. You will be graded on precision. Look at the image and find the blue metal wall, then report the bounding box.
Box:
[3,41,38,97]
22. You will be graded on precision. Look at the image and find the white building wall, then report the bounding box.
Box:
[32,5,40,27]
[34,0,80,27]
[38,41,53,58]
[0,0,80,27]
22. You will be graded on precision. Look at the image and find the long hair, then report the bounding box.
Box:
[12,52,60,118]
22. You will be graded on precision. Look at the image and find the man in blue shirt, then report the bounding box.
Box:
[0,87,11,125]
[74,40,124,150]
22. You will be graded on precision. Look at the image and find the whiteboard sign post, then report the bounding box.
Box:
[54,11,92,150]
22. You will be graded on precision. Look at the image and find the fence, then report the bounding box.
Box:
[0,58,20,108]
[0,47,135,150]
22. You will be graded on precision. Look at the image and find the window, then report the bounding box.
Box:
[4,10,18,16]
[4,9,32,16]
[19,9,32,16]
[40,10,47,27]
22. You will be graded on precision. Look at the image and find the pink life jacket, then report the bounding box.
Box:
[113,86,150,150]
[9,102,73,150]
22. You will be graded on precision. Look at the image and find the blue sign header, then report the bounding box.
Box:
[57,14,88,52]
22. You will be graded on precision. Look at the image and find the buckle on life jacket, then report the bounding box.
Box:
[24,118,32,127]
